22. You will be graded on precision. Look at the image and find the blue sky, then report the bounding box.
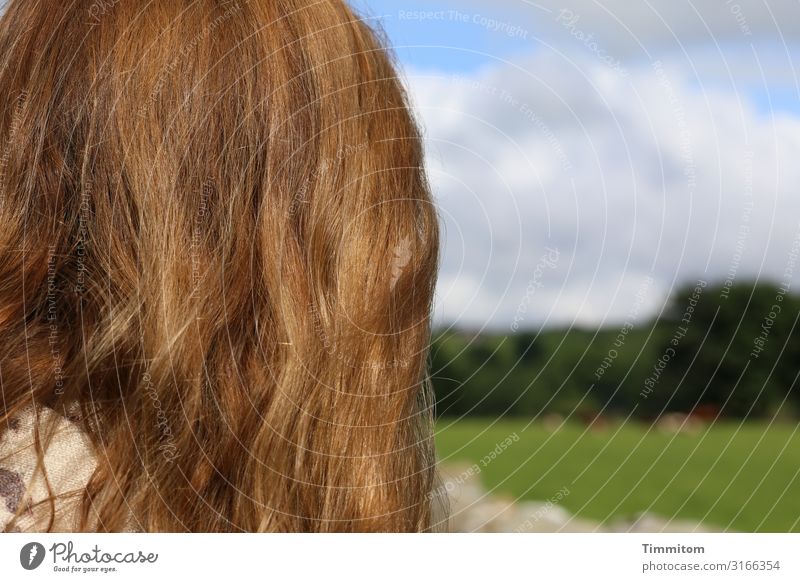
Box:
[355,0,800,331]
[353,0,537,73]
[356,0,800,113]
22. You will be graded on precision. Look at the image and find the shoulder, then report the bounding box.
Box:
[0,406,97,532]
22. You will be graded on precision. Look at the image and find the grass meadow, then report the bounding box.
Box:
[435,419,800,532]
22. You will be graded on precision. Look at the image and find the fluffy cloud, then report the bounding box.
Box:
[404,43,800,330]
[425,0,800,54]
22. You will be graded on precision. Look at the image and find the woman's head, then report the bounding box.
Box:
[0,0,440,531]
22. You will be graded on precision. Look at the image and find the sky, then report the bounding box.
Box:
[354,0,800,332]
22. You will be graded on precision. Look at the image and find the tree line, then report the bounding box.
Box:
[430,281,800,420]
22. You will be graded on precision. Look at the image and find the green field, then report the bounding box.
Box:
[435,419,800,532]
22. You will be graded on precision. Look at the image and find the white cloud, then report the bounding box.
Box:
[406,47,800,330]
[438,0,800,56]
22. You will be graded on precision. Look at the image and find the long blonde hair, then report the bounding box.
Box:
[0,0,441,531]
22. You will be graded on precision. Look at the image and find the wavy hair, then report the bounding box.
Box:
[0,0,441,531]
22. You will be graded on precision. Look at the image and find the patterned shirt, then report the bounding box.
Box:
[0,407,97,532]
